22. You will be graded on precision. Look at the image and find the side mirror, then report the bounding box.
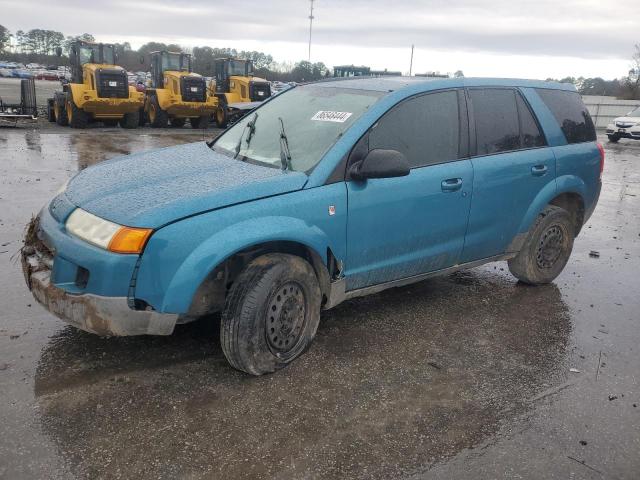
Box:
[55,47,63,57]
[349,149,410,180]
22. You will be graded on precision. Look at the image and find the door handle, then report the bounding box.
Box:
[441,178,463,192]
[531,165,548,176]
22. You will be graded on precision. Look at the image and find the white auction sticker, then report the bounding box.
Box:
[311,111,353,123]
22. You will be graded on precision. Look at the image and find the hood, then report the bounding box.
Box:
[613,116,640,126]
[65,142,308,228]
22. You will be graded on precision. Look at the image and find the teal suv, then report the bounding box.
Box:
[23,77,602,375]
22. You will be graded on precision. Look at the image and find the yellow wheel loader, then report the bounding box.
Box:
[47,41,144,129]
[143,51,218,129]
[213,58,271,128]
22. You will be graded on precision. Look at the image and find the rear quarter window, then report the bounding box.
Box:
[535,89,596,144]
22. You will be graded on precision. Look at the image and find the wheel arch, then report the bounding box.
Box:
[183,240,336,319]
[511,177,587,252]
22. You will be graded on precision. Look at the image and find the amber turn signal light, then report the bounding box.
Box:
[108,227,153,254]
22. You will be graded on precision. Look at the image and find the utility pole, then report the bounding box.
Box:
[308,0,315,64]
[409,44,414,76]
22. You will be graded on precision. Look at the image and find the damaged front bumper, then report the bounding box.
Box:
[21,218,178,337]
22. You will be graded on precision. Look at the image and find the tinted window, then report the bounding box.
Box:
[470,88,520,155]
[369,90,460,168]
[535,89,596,144]
[516,93,546,148]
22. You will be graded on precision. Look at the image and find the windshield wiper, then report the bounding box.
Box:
[278,117,292,171]
[233,112,258,159]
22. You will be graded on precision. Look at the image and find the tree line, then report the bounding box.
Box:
[0,25,330,82]
[1,25,639,95]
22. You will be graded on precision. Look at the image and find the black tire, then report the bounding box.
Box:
[190,115,208,129]
[102,119,119,127]
[148,95,168,128]
[508,205,575,285]
[66,93,89,129]
[169,117,186,128]
[221,254,322,376]
[215,98,228,128]
[46,99,56,122]
[54,94,68,126]
[120,111,139,129]
[138,108,146,127]
[607,135,620,143]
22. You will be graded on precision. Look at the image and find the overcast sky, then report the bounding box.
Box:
[2,0,638,78]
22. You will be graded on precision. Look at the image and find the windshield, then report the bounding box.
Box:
[627,107,640,117]
[79,46,114,65]
[213,85,384,172]
[229,60,250,76]
[162,53,189,72]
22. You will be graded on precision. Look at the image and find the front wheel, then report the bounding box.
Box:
[215,100,228,128]
[607,134,620,143]
[221,254,321,375]
[508,205,575,285]
[120,111,139,129]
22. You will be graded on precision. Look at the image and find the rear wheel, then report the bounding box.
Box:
[120,111,139,129]
[54,94,68,126]
[508,205,575,285]
[215,98,228,128]
[148,95,168,128]
[607,134,620,143]
[169,117,186,128]
[221,254,321,375]
[66,93,89,129]
[46,99,55,122]
[190,115,209,129]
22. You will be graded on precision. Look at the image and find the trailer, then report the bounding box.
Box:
[0,78,38,125]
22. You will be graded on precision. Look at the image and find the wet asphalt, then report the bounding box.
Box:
[0,124,638,479]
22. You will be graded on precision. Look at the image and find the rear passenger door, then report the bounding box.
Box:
[345,90,474,291]
[460,88,556,263]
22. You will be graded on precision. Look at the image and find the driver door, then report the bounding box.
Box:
[345,90,473,291]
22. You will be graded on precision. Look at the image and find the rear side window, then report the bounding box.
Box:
[516,93,546,148]
[535,89,596,144]
[369,90,460,168]
[469,89,521,155]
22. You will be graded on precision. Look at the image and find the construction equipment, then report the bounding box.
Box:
[213,58,271,128]
[47,41,144,128]
[143,50,217,128]
[0,78,38,125]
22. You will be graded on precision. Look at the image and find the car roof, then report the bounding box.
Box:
[312,76,577,94]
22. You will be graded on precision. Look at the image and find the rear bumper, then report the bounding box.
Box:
[23,250,178,336]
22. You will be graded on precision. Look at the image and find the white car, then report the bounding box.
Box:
[607,106,640,142]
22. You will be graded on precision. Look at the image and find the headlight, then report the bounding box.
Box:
[66,209,152,254]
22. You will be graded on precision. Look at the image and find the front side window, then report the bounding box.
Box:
[368,90,461,168]
[535,88,596,144]
[213,85,383,172]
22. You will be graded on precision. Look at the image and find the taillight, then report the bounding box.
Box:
[597,143,605,180]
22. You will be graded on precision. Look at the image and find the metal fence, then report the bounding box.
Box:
[582,95,640,129]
